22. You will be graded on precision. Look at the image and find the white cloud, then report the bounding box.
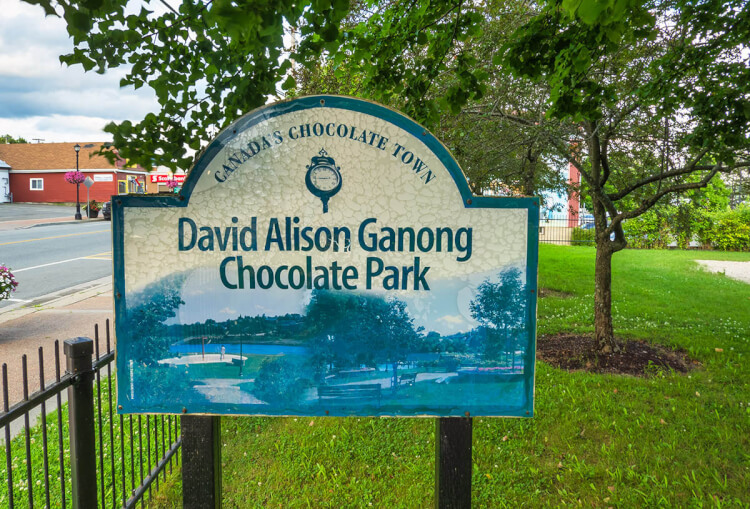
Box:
[0,115,113,143]
[437,314,468,325]
[0,1,159,142]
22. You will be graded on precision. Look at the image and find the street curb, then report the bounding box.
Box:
[25,218,109,229]
[0,276,112,325]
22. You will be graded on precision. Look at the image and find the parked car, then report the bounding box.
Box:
[102,201,111,221]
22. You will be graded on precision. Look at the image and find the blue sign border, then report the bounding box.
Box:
[113,95,539,417]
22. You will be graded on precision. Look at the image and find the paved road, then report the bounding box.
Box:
[0,203,77,221]
[0,221,112,309]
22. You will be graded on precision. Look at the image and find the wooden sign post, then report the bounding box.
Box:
[182,416,222,509]
[435,417,473,508]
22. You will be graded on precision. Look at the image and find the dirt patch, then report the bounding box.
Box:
[537,334,696,376]
[538,287,575,299]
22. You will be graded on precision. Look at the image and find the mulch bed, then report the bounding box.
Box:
[537,334,696,376]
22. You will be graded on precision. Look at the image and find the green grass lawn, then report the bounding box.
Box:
[150,245,750,507]
[0,373,179,508]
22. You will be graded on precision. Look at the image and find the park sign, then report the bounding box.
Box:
[113,95,538,417]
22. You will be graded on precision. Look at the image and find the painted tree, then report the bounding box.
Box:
[121,274,185,365]
[306,290,421,387]
[469,267,527,366]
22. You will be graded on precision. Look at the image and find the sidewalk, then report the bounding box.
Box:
[0,203,107,231]
[0,215,106,231]
[0,277,113,406]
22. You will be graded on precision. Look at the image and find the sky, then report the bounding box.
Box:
[0,1,159,143]
[165,266,523,336]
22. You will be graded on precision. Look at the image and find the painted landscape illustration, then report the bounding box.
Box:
[117,266,534,416]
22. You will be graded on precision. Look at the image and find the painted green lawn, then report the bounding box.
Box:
[150,245,750,508]
[185,355,273,379]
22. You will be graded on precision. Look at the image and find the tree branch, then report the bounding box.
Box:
[159,0,179,15]
[606,165,727,234]
[464,108,536,126]
[418,2,461,32]
[606,148,710,201]
[600,137,611,186]
[605,103,640,136]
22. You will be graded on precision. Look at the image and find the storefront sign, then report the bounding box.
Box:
[114,96,538,417]
[94,174,113,182]
[150,174,187,184]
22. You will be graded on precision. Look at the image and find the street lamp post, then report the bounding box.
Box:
[74,144,82,220]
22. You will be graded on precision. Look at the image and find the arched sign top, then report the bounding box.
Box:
[177,95,475,206]
[113,95,538,418]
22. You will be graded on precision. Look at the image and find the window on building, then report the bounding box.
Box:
[30,178,43,190]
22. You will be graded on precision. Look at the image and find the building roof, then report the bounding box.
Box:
[0,159,9,170]
[0,142,125,171]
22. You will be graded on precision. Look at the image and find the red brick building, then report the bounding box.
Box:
[0,142,147,203]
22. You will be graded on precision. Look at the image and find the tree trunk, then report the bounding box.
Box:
[593,242,618,353]
[522,149,537,197]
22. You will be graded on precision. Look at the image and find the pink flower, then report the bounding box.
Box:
[0,265,19,301]
[64,171,86,184]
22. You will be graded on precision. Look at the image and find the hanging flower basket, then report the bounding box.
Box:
[0,264,19,302]
[64,171,86,184]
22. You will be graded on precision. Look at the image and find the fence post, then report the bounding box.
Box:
[435,417,473,509]
[181,415,222,509]
[64,337,98,509]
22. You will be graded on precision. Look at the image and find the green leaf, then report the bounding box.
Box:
[561,0,584,18]
[26,0,58,17]
[81,0,104,10]
[576,0,605,25]
[573,47,591,72]
[69,10,93,33]
[281,75,297,91]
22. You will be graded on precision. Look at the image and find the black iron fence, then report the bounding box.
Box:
[539,215,596,246]
[539,216,692,249]
[1,320,181,508]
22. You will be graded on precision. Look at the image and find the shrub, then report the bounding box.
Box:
[571,227,595,246]
[700,207,750,251]
[622,210,672,248]
[253,356,313,406]
[441,356,460,372]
